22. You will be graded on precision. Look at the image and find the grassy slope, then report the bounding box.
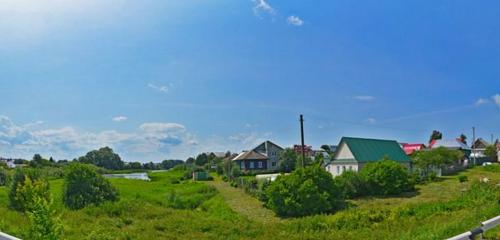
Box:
[0,167,498,239]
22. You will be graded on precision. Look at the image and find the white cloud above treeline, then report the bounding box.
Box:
[0,116,274,162]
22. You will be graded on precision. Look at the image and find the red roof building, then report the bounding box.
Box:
[401,143,426,155]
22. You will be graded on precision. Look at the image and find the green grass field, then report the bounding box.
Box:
[0,166,498,239]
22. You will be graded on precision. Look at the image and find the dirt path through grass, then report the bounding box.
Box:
[205,178,281,224]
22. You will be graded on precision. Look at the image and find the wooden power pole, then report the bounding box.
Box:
[300,114,305,168]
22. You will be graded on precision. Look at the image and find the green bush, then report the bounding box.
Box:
[15,177,51,212]
[333,171,367,199]
[0,167,8,186]
[9,168,49,211]
[27,195,62,240]
[63,163,119,210]
[265,165,343,217]
[360,160,414,196]
[458,175,468,183]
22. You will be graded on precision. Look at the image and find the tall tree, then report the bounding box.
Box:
[459,134,467,144]
[429,130,443,144]
[195,153,209,166]
[484,145,498,162]
[78,147,124,170]
[278,148,298,172]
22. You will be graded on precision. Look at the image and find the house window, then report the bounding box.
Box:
[258,161,263,168]
[272,162,276,167]
[240,161,245,169]
[250,162,254,169]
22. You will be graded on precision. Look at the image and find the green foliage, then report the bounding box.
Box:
[29,154,52,168]
[14,177,51,212]
[0,167,8,186]
[9,168,49,211]
[265,165,342,217]
[63,163,119,210]
[27,195,62,240]
[482,164,500,173]
[320,145,332,154]
[195,153,209,166]
[360,160,414,196]
[314,153,325,166]
[230,164,241,178]
[279,148,298,172]
[411,147,464,177]
[78,147,125,170]
[160,159,184,170]
[166,185,217,209]
[484,145,498,162]
[333,171,367,199]
[457,175,468,183]
[429,130,443,144]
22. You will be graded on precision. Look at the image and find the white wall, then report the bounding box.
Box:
[326,163,359,177]
[335,142,354,159]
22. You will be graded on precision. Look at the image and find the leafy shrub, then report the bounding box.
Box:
[359,160,414,196]
[27,195,62,240]
[265,165,343,217]
[63,163,119,210]
[0,167,8,186]
[15,177,51,212]
[333,171,367,199]
[457,175,468,183]
[9,168,49,211]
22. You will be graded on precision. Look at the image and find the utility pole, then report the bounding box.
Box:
[300,114,306,168]
[472,127,476,166]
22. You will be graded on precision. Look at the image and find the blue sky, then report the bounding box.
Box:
[0,0,499,162]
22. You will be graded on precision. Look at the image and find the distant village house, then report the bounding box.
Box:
[326,137,411,177]
[232,141,283,171]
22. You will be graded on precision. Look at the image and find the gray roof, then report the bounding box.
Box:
[232,151,268,161]
[432,139,471,150]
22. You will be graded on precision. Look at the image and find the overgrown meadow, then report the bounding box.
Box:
[0,166,499,239]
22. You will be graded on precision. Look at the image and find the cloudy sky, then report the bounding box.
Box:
[1,0,499,162]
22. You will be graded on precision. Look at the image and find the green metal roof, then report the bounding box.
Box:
[339,137,410,163]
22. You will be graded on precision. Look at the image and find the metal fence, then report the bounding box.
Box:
[447,215,500,240]
[0,232,21,240]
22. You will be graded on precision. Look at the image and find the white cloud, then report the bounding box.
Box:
[253,0,275,16]
[493,94,500,107]
[365,118,376,124]
[139,122,185,133]
[148,83,169,93]
[0,116,198,161]
[353,95,376,101]
[475,98,490,106]
[112,116,128,122]
[287,16,304,26]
